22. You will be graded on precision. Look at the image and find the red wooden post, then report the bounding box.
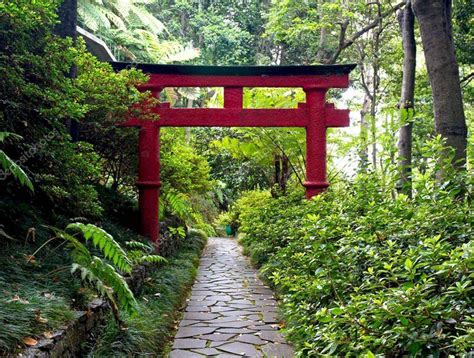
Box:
[224,87,243,108]
[137,122,161,246]
[304,88,328,198]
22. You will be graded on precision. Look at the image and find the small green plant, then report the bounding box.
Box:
[0,132,34,191]
[40,223,167,325]
[125,240,168,265]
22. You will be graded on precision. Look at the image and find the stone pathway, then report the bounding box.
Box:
[170,237,294,358]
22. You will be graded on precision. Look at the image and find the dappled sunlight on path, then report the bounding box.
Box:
[170,237,293,357]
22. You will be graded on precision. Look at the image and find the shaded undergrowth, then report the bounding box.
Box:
[0,241,84,354]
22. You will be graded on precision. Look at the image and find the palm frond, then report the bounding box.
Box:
[129,5,165,34]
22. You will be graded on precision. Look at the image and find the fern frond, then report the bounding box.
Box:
[105,10,127,30]
[48,226,93,265]
[136,255,167,265]
[71,262,120,314]
[89,257,137,315]
[129,6,165,34]
[66,223,132,273]
[125,240,153,253]
[0,131,22,143]
[110,0,132,19]
[163,44,200,63]
[78,2,111,31]
[0,150,34,191]
[164,190,192,220]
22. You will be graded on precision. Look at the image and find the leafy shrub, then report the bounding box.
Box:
[235,176,473,356]
[216,190,271,234]
[188,228,208,245]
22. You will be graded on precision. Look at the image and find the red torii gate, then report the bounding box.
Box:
[112,63,356,246]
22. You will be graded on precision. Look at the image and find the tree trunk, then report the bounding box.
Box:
[397,0,416,196]
[54,0,77,40]
[359,94,370,172]
[412,0,467,171]
[54,0,79,141]
[281,155,289,192]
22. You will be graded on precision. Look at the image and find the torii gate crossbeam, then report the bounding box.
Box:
[112,62,356,248]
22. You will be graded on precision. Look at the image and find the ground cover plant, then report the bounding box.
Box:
[232,161,473,356]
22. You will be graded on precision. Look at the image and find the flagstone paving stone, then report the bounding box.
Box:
[169,237,294,357]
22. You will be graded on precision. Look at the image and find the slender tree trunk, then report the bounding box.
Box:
[412,0,467,171]
[370,4,382,170]
[359,94,371,172]
[397,0,416,196]
[281,155,289,192]
[54,0,79,141]
[316,26,332,63]
[185,98,193,144]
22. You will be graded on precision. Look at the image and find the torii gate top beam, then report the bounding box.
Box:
[111,62,356,129]
[111,62,356,88]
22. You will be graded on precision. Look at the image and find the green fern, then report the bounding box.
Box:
[134,255,167,265]
[48,225,138,320]
[66,223,132,273]
[125,240,153,253]
[0,151,34,192]
[163,190,192,220]
[0,131,34,192]
[42,224,169,323]
[125,241,167,266]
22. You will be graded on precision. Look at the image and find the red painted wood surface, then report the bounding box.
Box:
[136,122,161,247]
[118,72,353,247]
[140,73,350,90]
[121,105,349,128]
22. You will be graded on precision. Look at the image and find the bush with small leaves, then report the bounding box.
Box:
[234,172,473,356]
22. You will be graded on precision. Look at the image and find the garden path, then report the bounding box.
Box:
[169,237,294,358]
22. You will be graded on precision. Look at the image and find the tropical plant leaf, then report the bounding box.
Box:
[66,223,132,273]
[0,150,34,192]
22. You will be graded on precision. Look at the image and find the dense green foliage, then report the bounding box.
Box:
[1,0,473,355]
[233,165,473,356]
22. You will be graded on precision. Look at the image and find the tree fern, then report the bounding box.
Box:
[128,5,165,34]
[78,1,111,31]
[77,0,199,63]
